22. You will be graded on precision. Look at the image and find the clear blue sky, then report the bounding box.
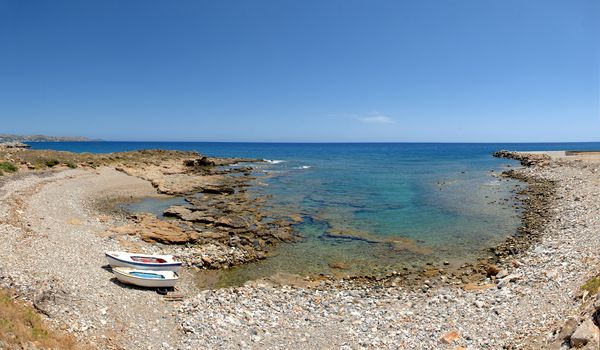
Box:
[0,0,598,142]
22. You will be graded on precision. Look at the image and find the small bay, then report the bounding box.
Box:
[30,141,600,286]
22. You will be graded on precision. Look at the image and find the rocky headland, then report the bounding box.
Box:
[0,134,97,142]
[1,147,600,348]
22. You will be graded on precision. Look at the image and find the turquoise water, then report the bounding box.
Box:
[29,142,600,283]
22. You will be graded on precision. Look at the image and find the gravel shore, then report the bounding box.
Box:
[0,168,189,349]
[176,155,600,349]
[0,155,599,349]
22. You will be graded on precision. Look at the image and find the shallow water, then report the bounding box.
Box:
[122,196,187,218]
[30,142,600,287]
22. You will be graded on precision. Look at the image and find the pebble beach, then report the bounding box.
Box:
[1,150,600,349]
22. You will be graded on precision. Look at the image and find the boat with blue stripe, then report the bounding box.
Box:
[112,267,179,288]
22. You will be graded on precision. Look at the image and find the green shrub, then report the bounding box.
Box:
[0,162,18,173]
[66,162,77,169]
[44,159,60,167]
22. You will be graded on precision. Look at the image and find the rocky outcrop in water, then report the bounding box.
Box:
[104,151,300,269]
[115,153,260,195]
[158,190,297,268]
[0,141,30,149]
[493,150,551,167]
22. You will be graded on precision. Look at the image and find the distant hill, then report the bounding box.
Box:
[0,134,100,142]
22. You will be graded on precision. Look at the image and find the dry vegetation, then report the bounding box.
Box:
[0,289,82,349]
[0,148,201,175]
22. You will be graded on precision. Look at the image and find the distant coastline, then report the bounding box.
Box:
[0,133,101,142]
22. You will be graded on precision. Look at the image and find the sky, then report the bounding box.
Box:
[0,0,598,142]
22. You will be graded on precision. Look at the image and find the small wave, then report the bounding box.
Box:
[264,159,285,164]
[294,165,311,169]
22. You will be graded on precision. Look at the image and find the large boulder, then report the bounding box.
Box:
[184,156,215,167]
[570,319,600,348]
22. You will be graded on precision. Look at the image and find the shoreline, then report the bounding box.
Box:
[1,148,600,348]
[315,153,557,292]
[174,151,600,348]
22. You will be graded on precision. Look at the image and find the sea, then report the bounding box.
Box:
[27,142,600,286]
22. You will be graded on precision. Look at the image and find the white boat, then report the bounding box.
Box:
[112,267,179,288]
[105,251,182,272]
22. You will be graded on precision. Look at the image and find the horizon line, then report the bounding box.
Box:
[24,140,600,144]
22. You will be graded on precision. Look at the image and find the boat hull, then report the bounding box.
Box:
[112,267,179,288]
[105,252,182,272]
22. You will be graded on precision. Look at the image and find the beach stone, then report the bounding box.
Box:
[440,330,460,344]
[593,295,600,311]
[496,269,509,279]
[474,300,486,308]
[486,264,501,277]
[570,319,600,348]
[557,317,579,341]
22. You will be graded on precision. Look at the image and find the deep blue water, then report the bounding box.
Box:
[26,141,600,159]
[28,142,600,283]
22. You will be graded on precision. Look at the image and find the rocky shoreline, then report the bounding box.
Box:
[1,147,301,270]
[316,151,559,293]
[1,148,600,348]
[109,154,300,270]
[172,151,600,349]
[487,153,557,262]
